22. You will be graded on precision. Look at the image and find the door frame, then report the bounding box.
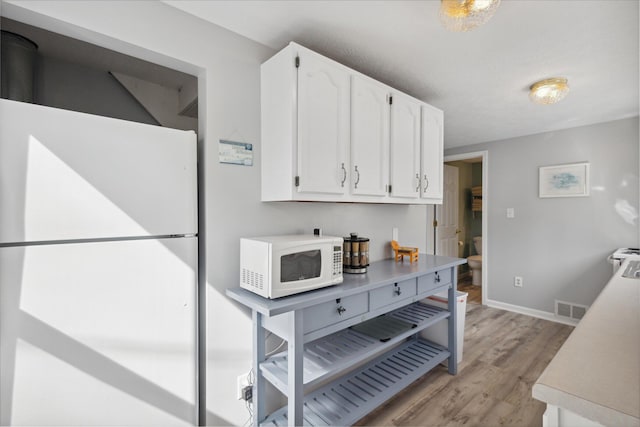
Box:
[428,150,488,305]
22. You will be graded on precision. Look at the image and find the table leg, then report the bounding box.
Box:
[287,310,303,426]
[448,267,458,374]
[252,311,265,426]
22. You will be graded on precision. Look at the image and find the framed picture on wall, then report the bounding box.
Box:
[539,162,590,198]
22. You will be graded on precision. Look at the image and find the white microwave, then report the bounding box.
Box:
[240,235,343,299]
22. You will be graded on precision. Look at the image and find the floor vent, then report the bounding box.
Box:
[555,300,588,321]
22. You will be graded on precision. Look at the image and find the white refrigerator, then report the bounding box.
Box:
[0,99,198,426]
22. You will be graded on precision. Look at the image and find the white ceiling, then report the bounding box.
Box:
[166,0,639,148]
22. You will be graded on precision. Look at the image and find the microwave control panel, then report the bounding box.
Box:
[333,245,343,277]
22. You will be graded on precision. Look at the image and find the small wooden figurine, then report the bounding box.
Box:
[391,240,419,263]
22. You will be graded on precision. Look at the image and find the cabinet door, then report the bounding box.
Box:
[351,76,390,197]
[389,92,421,199]
[421,105,444,201]
[296,51,350,195]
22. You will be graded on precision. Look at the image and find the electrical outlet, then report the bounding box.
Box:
[242,385,253,402]
[236,372,251,400]
[514,276,523,287]
[392,227,398,242]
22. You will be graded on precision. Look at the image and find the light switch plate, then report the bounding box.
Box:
[506,208,515,219]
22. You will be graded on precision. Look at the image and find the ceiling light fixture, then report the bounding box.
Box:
[529,78,570,105]
[439,0,501,32]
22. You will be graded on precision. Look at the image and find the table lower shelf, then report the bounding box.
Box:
[261,302,449,394]
[260,337,450,426]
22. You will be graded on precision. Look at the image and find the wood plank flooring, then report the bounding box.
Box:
[355,305,574,427]
[457,277,482,305]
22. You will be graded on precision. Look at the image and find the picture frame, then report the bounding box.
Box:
[539,162,590,198]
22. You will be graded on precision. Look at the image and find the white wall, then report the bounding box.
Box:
[0,2,428,425]
[446,117,639,314]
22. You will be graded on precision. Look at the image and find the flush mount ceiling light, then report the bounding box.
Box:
[529,78,570,105]
[439,0,501,32]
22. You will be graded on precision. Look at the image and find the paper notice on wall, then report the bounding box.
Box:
[219,140,253,166]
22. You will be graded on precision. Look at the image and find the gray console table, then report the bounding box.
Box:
[227,255,466,426]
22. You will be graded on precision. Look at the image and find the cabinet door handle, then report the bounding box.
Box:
[340,163,347,188]
[423,175,429,192]
[435,272,440,283]
[415,173,420,192]
[394,284,402,296]
[337,305,347,315]
[354,165,360,189]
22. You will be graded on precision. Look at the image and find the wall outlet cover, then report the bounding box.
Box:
[236,372,251,400]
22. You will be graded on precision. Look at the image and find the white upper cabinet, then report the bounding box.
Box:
[389,92,421,199]
[350,76,390,197]
[261,42,443,204]
[421,104,444,201]
[297,50,350,195]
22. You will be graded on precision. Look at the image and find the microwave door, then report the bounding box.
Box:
[280,250,322,282]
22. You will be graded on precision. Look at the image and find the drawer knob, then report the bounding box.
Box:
[337,305,346,315]
[435,273,441,283]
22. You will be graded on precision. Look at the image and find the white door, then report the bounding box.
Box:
[296,50,350,194]
[389,92,421,199]
[421,105,444,201]
[350,76,389,197]
[0,99,197,243]
[436,164,459,257]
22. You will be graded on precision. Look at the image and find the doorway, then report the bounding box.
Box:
[428,151,488,305]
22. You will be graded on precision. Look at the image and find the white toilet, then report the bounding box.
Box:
[467,236,482,286]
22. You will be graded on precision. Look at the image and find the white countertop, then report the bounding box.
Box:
[533,256,640,427]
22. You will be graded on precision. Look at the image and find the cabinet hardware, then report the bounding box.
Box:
[295,56,300,68]
[423,175,429,191]
[415,173,420,192]
[354,165,360,189]
[389,95,393,105]
[435,272,440,283]
[340,163,347,187]
[295,176,300,187]
[433,219,438,227]
[337,305,346,315]
[394,283,402,296]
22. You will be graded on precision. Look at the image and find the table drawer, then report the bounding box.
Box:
[369,278,417,311]
[303,293,369,333]
[417,268,452,294]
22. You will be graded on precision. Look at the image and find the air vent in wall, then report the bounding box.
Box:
[555,300,588,321]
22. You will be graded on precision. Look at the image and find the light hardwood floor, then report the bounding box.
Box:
[457,276,481,305]
[355,305,574,427]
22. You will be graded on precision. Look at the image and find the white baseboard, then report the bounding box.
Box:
[486,299,579,327]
